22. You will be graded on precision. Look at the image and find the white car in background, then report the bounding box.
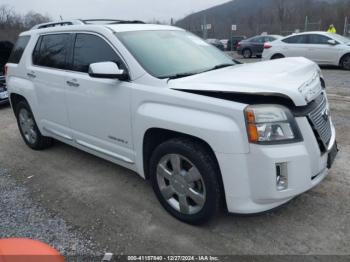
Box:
[262,31,350,70]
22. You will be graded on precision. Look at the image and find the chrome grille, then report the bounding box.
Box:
[308,94,332,150]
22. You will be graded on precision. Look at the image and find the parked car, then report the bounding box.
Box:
[0,74,8,105]
[0,41,14,73]
[206,39,225,51]
[262,31,350,70]
[220,39,229,50]
[237,35,282,58]
[227,35,246,51]
[6,20,337,224]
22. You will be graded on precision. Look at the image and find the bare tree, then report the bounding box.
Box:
[23,11,50,29]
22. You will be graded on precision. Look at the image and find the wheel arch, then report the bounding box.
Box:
[142,128,219,180]
[142,128,227,209]
[10,93,28,114]
[271,53,285,60]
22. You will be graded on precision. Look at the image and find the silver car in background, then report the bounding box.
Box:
[262,31,350,70]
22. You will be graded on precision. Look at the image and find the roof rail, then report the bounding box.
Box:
[31,20,84,30]
[82,19,145,24]
[31,19,145,30]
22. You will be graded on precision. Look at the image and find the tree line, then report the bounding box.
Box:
[0,5,50,43]
[176,0,350,38]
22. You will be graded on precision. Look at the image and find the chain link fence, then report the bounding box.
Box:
[189,16,350,39]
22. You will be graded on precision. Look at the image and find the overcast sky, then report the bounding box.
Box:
[2,0,230,22]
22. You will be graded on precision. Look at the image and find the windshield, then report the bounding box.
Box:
[330,33,350,44]
[116,30,235,79]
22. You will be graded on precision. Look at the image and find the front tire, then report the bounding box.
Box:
[340,54,350,70]
[15,100,53,150]
[149,138,222,225]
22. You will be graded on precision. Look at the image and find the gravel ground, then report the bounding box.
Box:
[0,168,99,257]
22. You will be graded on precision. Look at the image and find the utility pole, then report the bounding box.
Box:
[202,14,207,39]
[344,16,348,36]
[304,16,308,32]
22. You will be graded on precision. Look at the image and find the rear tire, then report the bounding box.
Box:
[242,49,252,59]
[149,138,222,225]
[271,54,285,60]
[340,54,350,70]
[15,100,53,150]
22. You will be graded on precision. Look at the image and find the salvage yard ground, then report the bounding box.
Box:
[0,56,349,256]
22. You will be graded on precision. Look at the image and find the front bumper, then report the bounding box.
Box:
[217,117,337,214]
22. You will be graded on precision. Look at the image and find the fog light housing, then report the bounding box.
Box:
[276,163,288,191]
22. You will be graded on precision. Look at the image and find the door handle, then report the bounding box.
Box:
[27,72,36,78]
[66,80,80,87]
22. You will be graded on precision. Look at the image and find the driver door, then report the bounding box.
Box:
[307,34,340,64]
[64,33,134,164]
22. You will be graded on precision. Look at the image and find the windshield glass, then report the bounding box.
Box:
[330,34,350,44]
[116,30,235,79]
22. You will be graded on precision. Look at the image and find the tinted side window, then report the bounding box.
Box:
[33,34,71,69]
[282,35,308,44]
[72,34,124,73]
[309,34,331,44]
[8,36,31,64]
[250,37,260,43]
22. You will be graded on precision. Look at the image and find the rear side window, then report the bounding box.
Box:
[8,36,31,64]
[33,34,71,69]
[72,34,125,73]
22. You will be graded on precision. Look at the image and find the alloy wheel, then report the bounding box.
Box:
[156,154,206,215]
[18,108,37,144]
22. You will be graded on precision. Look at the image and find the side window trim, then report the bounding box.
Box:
[31,33,74,71]
[70,32,129,75]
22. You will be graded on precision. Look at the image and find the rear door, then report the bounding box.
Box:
[64,33,134,164]
[251,36,266,54]
[29,33,74,140]
[249,36,265,55]
[281,35,311,59]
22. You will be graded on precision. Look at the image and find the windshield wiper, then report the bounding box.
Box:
[165,72,198,80]
[164,63,235,80]
[202,63,235,74]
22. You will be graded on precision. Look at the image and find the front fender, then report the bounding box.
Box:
[133,102,249,175]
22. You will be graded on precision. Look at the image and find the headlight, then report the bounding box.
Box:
[244,105,302,144]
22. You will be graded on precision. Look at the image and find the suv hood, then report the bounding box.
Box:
[168,57,322,106]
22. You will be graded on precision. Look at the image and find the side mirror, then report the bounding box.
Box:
[88,62,128,80]
[327,39,337,45]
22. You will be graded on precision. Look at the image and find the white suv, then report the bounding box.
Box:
[6,20,338,224]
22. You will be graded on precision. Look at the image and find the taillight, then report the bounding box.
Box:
[237,42,242,48]
[264,43,272,49]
